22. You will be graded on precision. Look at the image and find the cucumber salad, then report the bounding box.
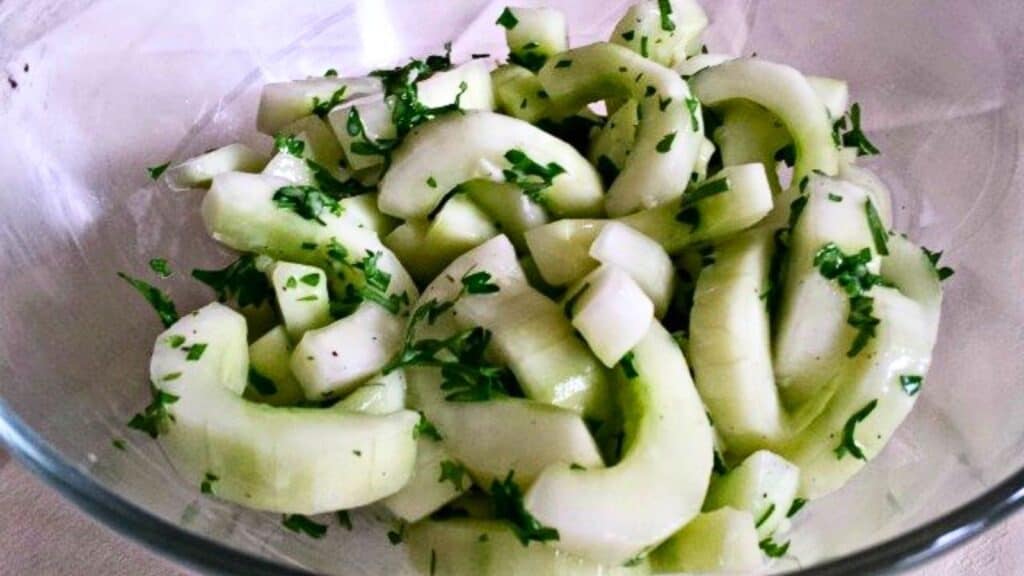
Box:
[121,1,953,573]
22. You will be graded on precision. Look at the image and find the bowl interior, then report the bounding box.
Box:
[1,0,1023,573]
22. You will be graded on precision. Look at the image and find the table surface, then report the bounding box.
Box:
[2,453,1020,575]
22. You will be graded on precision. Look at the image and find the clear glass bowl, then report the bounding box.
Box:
[1,0,1022,574]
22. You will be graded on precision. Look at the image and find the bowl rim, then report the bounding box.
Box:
[2,397,1023,575]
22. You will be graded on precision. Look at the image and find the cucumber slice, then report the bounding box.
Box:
[492,64,562,123]
[610,0,709,67]
[419,59,496,112]
[713,102,790,194]
[565,265,654,368]
[807,76,849,121]
[690,58,839,181]
[519,255,562,299]
[773,177,879,408]
[587,99,638,182]
[262,147,315,185]
[268,262,330,342]
[649,508,762,573]
[279,115,346,176]
[589,222,676,318]
[328,94,394,172]
[524,219,605,286]
[689,230,787,453]
[673,53,734,77]
[619,163,774,255]
[291,303,405,400]
[464,180,550,252]
[383,437,467,523]
[166,143,268,191]
[149,302,418,513]
[339,193,400,236]
[880,235,942,336]
[537,42,702,216]
[692,136,717,183]
[383,195,500,284]
[503,7,569,72]
[703,450,800,539]
[407,367,604,487]
[257,76,382,135]
[839,163,893,228]
[336,369,406,415]
[407,519,651,576]
[378,111,604,220]
[245,325,305,406]
[524,322,714,565]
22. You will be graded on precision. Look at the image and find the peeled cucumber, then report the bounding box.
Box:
[491,64,562,123]
[245,325,305,407]
[257,76,382,135]
[406,519,651,576]
[610,0,709,67]
[268,261,330,342]
[383,437,468,523]
[564,265,654,368]
[587,100,638,183]
[703,450,800,539]
[378,111,604,220]
[166,143,268,191]
[649,508,762,573]
[524,322,714,565]
[537,42,702,216]
[807,76,850,121]
[336,369,406,415]
[525,219,605,286]
[279,114,346,176]
[149,302,417,514]
[463,180,550,251]
[503,7,569,72]
[588,222,676,318]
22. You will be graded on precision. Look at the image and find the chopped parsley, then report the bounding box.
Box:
[168,334,186,348]
[491,471,559,545]
[502,149,566,206]
[462,270,501,294]
[325,243,409,314]
[832,102,879,156]
[249,368,279,396]
[684,97,700,131]
[184,343,207,361]
[680,177,730,211]
[323,68,338,77]
[621,30,635,41]
[311,85,347,118]
[282,514,328,539]
[922,247,955,281]
[496,7,519,29]
[754,503,776,528]
[426,176,437,188]
[414,413,443,441]
[438,460,469,490]
[509,50,548,73]
[200,472,219,495]
[640,36,649,58]
[111,438,126,451]
[813,243,890,356]
[147,162,170,180]
[900,374,922,396]
[569,463,587,471]
[596,155,620,187]
[619,351,639,379]
[713,450,729,475]
[563,282,591,320]
[192,254,273,308]
[865,200,889,255]
[272,185,343,225]
[759,537,790,558]
[299,272,321,287]
[657,0,676,31]
[655,131,676,153]
[658,96,672,111]
[149,258,172,278]
[306,159,373,200]
[369,43,467,138]
[555,59,573,69]
[127,385,179,438]
[787,498,808,518]
[387,523,406,545]
[273,133,305,156]
[834,399,878,460]
[644,85,657,97]
[828,193,843,202]
[117,273,179,327]
[161,372,182,382]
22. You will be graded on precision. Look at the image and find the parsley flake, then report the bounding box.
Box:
[555,59,573,69]
[491,471,559,546]
[249,368,279,396]
[619,351,639,379]
[900,374,922,396]
[657,0,676,31]
[282,514,328,539]
[813,243,890,356]
[834,399,878,460]
[127,385,179,439]
[865,200,889,255]
[117,272,179,328]
[438,460,469,491]
[496,7,518,29]
[462,270,500,294]
[655,132,676,153]
[147,162,170,180]
[311,85,347,118]
[274,133,305,157]
[760,537,790,558]
[502,149,566,206]
[185,343,208,361]
[149,258,172,278]
[200,472,219,494]
[922,247,955,281]
[754,503,776,528]
[787,498,807,518]
[832,103,879,156]
[414,413,443,441]
[299,273,321,287]
[684,97,700,131]
[272,185,343,225]
[192,255,273,308]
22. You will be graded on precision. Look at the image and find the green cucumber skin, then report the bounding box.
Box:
[649,508,762,573]
[150,303,418,514]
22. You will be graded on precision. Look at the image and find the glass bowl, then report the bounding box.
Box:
[1,0,1022,574]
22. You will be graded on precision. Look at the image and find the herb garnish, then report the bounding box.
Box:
[200,472,219,494]
[249,368,279,396]
[274,133,305,156]
[496,7,519,29]
[438,460,469,490]
[282,514,328,539]
[787,498,807,518]
[900,374,922,396]
[414,413,443,441]
[754,503,776,528]
[117,273,179,327]
[491,471,559,545]
[192,254,274,308]
[149,258,172,278]
[759,537,790,558]
[813,243,890,356]
[684,97,700,131]
[619,351,639,378]
[657,0,675,31]
[311,85,347,118]
[127,385,179,438]
[655,132,676,153]
[336,510,353,530]
[555,59,573,69]
[111,438,126,451]
[832,103,879,156]
[502,149,566,206]
[922,247,955,281]
[864,200,889,255]
[185,343,207,361]
[621,30,635,41]
[147,162,170,180]
[834,399,878,460]
[272,185,343,225]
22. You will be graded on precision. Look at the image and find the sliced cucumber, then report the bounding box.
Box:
[773,177,879,408]
[538,42,702,216]
[519,254,562,298]
[610,0,709,67]
[524,322,714,565]
[383,220,432,281]
[673,53,734,77]
[807,76,849,121]
[419,59,496,111]
[503,7,569,72]
[713,102,790,194]
[268,261,330,342]
[407,519,651,576]
[262,147,315,185]
[338,193,400,236]
[245,325,305,407]
[378,111,604,220]
[839,163,893,228]
[587,99,638,182]
[149,302,418,513]
[336,369,406,415]
[491,64,561,123]
[328,94,394,172]
[383,437,468,523]
[279,114,346,176]
[166,143,268,191]
[290,303,405,400]
[619,162,774,255]
[407,367,604,487]
[565,265,654,368]
[703,450,800,539]
[649,508,762,573]
[524,219,605,286]
[464,180,550,252]
[690,58,839,181]
[256,76,382,135]
[589,222,676,318]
